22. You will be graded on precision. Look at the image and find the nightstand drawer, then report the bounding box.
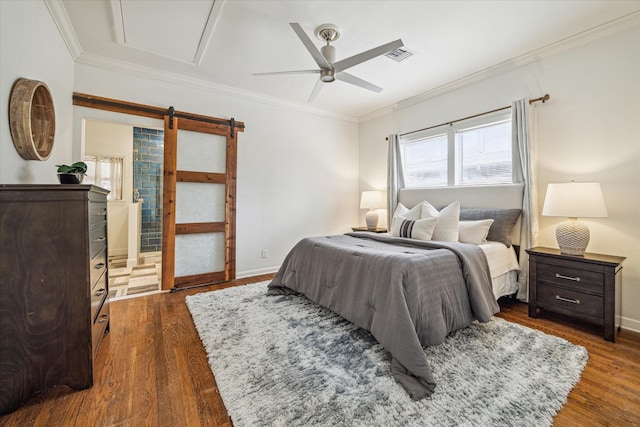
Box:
[537,283,603,321]
[537,263,603,295]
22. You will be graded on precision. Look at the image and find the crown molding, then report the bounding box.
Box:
[397,11,640,111]
[75,53,359,123]
[45,0,83,59]
[358,105,397,124]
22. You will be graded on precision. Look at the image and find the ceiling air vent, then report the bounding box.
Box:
[385,47,414,62]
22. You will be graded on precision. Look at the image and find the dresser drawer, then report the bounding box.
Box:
[90,245,107,287]
[537,283,603,321]
[89,221,107,259]
[91,270,108,322]
[92,299,110,360]
[537,262,603,295]
[89,200,107,221]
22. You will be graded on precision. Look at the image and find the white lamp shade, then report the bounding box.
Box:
[542,182,608,218]
[360,190,384,210]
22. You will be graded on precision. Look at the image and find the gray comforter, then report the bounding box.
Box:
[267,232,499,400]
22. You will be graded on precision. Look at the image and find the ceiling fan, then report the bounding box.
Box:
[254,23,403,102]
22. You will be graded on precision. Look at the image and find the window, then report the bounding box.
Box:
[400,112,513,188]
[402,133,448,187]
[84,156,123,201]
[455,119,512,185]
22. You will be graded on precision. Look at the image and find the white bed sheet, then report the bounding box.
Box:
[479,241,520,299]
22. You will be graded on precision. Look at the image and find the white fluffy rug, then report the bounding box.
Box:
[186,281,588,427]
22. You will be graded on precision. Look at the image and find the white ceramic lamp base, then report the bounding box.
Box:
[365,210,379,230]
[556,218,590,256]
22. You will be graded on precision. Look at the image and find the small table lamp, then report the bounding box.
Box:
[360,190,384,230]
[541,182,608,255]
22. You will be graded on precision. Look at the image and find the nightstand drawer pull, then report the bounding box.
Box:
[556,295,580,304]
[556,273,580,282]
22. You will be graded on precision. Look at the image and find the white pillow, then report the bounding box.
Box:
[421,201,460,242]
[390,216,438,241]
[458,219,494,244]
[392,202,423,220]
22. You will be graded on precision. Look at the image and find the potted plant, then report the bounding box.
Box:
[56,161,87,184]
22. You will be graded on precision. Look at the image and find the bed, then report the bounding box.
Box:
[267,184,524,400]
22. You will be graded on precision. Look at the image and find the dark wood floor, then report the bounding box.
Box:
[1,275,639,426]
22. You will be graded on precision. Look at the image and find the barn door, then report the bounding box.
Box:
[162,114,237,290]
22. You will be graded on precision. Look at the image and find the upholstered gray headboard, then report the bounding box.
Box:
[398,183,525,244]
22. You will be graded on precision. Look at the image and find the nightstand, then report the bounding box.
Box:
[351,226,387,233]
[526,246,625,342]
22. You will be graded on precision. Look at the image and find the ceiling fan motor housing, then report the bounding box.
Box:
[321,44,336,65]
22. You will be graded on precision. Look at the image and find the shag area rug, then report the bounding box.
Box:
[186,281,588,427]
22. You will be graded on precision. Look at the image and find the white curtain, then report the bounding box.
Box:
[513,99,539,301]
[387,134,405,228]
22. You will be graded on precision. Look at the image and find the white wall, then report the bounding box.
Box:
[359,25,640,332]
[358,113,396,229]
[84,119,135,257]
[0,1,75,183]
[72,63,360,278]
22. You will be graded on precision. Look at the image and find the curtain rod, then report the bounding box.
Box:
[387,94,550,140]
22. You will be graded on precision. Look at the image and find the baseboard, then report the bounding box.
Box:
[236,266,279,280]
[620,315,640,334]
[109,248,127,257]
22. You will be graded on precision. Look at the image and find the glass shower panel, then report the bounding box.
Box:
[174,232,226,277]
[175,182,226,223]
[176,129,226,173]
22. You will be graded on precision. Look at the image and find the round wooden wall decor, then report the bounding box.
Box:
[9,78,56,161]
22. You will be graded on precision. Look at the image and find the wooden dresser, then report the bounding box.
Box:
[526,246,625,342]
[0,184,110,415]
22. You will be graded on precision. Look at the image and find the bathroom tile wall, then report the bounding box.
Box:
[133,127,164,253]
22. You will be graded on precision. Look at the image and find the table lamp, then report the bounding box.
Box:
[541,182,608,255]
[360,190,384,230]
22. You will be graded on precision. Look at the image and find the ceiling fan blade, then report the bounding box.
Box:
[336,72,383,93]
[290,23,332,70]
[253,70,320,76]
[332,39,404,73]
[308,78,324,103]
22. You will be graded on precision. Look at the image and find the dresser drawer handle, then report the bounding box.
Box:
[94,262,105,270]
[556,295,580,304]
[96,288,106,297]
[98,210,107,216]
[556,273,580,282]
[93,236,106,242]
[98,314,108,323]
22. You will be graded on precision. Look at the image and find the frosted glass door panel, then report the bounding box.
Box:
[175,182,226,223]
[174,233,225,276]
[176,130,226,173]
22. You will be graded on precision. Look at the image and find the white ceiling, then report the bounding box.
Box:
[59,0,640,119]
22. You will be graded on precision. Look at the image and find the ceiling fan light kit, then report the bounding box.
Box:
[253,23,403,102]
